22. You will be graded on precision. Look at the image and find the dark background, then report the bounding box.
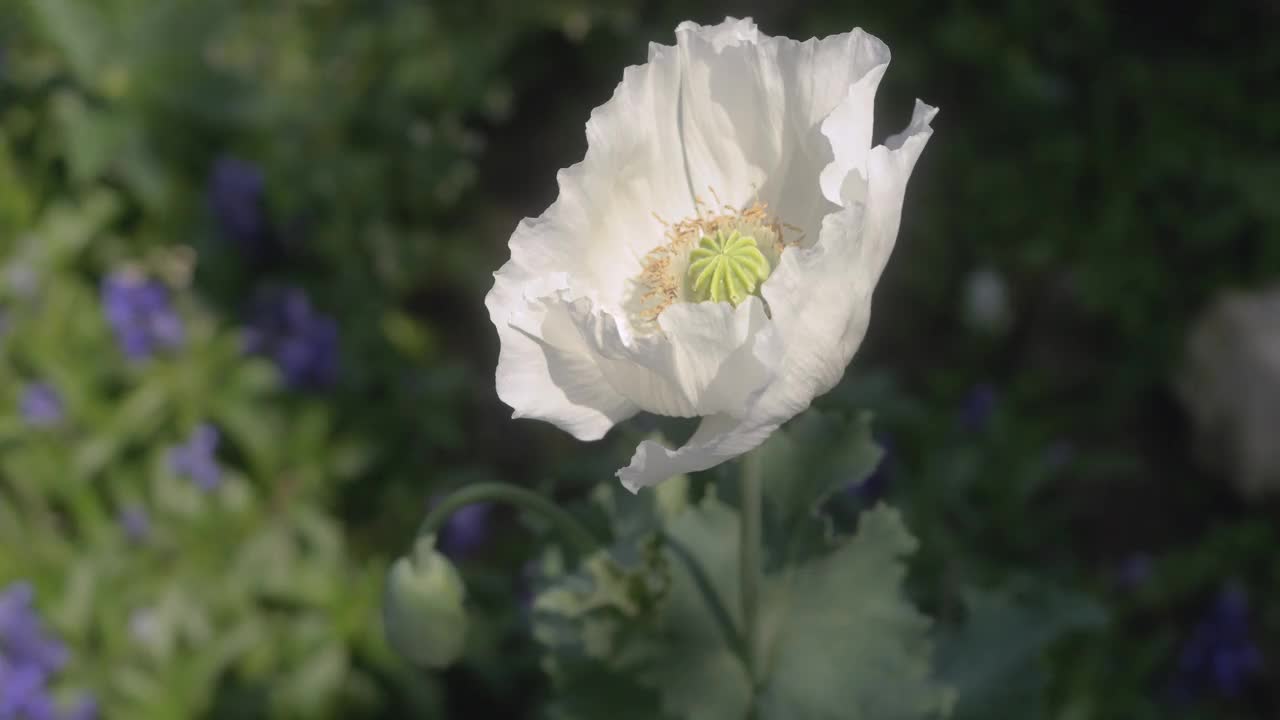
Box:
[1,0,1278,718]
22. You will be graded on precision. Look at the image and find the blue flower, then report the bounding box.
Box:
[19,384,62,428]
[208,157,271,251]
[0,583,96,720]
[847,432,893,504]
[0,583,67,677]
[1044,440,1075,471]
[168,424,221,491]
[0,659,56,720]
[1174,584,1263,700]
[959,383,998,431]
[118,505,150,543]
[100,271,183,360]
[244,287,339,390]
[1116,553,1153,590]
[438,502,493,558]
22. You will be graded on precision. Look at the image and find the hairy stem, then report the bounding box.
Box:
[739,449,764,686]
[416,482,598,558]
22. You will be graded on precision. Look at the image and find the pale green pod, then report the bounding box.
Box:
[382,535,468,669]
[686,230,772,306]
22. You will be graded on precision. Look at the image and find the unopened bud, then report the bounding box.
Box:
[382,535,467,669]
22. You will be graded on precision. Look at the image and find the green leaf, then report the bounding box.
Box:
[535,493,951,720]
[757,505,953,719]
[543,658,679,720]
[935,584,1106,720]
[757,410,884,570]
[640,494,753,720]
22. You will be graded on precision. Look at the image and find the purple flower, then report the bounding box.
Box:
[1116,553,1153,589]
[0,583,96,720]
[19,384,63,428]
[0,583,67,678]
[1174,584,1263,700]
[118,505,150,543]
[0,659,56,720]
[438,502,493,558]
[208,157,271,251]
[244,287,339,390]
[168,424,221,491]
[1044,440,1075,471]
[960,383,998,431]
[847,432,893,504]
[100,271,183,360]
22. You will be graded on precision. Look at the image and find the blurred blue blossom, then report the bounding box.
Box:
[169,424,222,491]
[19,384,63,428]
[244,287,339,390]
[0,583,68,676]
[960,383,998,431]
[438,501,493,558]
[1116,553,1153,590]
[6,264,38,300]
[100,271,183,360]
[0,582,95,720]
[1174,584,1263,700]
[118,506,151,543]
[0,660,56,720]
[208,156,271,251]
[847,432,893,504]
[1044,440,1075,471]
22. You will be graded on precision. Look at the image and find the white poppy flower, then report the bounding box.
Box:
[486,17,936,492]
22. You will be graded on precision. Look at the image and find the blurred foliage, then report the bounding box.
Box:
[1,0,1278,718]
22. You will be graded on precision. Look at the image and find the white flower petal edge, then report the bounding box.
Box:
[485,17,936,490]
[619,100,937,491]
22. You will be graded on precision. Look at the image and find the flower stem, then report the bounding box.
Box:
[416,482,599,558]
[739,449,764,685]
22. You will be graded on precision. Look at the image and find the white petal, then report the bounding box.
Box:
[489,280,637,441]
[487,25,705,439]
[561,295,777,418]
[673,21,892,236]
[618,414,778,493]
[495,27,698,311]
[618,102,937,492]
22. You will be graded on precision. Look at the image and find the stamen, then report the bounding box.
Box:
[626,199,795,331]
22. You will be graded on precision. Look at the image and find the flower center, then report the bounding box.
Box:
[686,230,771,306]
[625,199,800,333]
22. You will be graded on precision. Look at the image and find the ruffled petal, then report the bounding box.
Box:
[490,280,638,441]
[619,413,777,493]
[673,19,892,236]
[618,101,937,492]
[487,27,705,438]
[563,295,777,418]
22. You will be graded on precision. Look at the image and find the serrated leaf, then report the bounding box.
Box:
[532,535,671,666]
[757,505,952,720]
[935,584,1106,720]
[537,492,950,720]
[639,495,752,720]
[758,410,884,569]
[544,658,679,720]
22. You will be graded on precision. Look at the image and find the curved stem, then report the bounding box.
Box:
[739,450,763,685]
[417,482,599,558]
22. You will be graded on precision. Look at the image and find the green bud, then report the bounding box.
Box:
[382,534,468,669]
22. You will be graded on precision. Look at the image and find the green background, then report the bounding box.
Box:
[1,0,1277,718]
